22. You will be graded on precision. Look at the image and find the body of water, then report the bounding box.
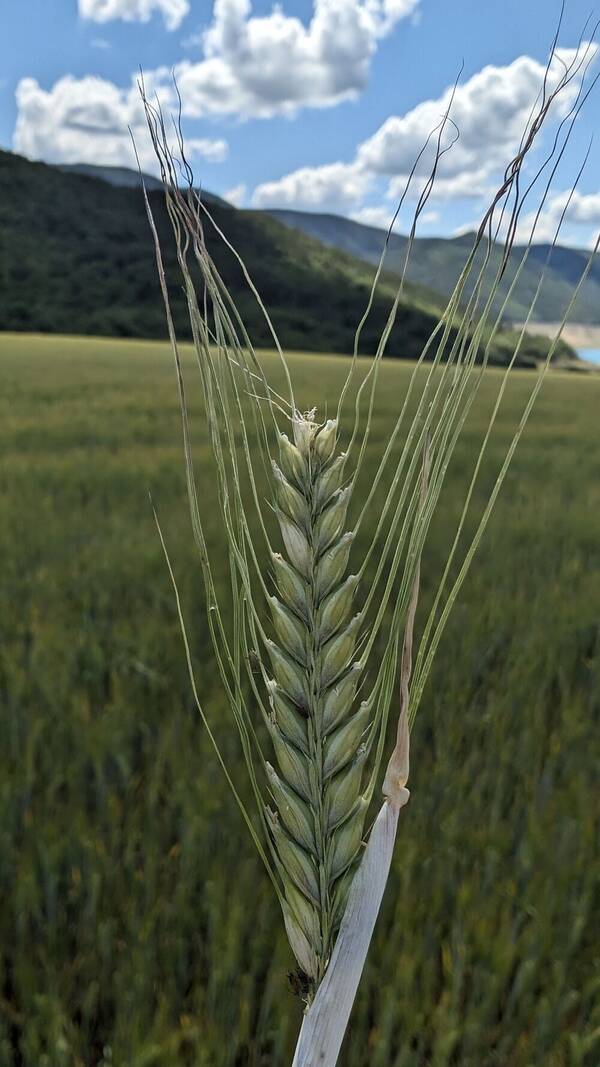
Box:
[577,348,600,365]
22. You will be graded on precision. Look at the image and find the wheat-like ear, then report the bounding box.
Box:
[264,414,367,983]
[137,16,599,1063]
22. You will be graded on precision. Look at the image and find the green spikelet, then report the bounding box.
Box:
[323,701,370,778]
[268,809,320,905]
[269,596,307,662]
[266,763,315,852]
[317,575,359,641]
[314,454,346,511]
[264,413,368,987]
[326,746,368,828]
[315,533,354,600]
[321,664,362,734]
[285,882,321,950]
[267,681,310,754]
[270,553,309,620]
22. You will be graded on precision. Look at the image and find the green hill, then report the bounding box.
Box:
[265,208,600,327]
[57,162,231,209]
[0,151,576,365]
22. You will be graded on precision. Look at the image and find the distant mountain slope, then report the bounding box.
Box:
[0,150,443,355]
[0,151,576,365]
[265,208,600,326]
[57,162,231,208]
[57,162,165,191]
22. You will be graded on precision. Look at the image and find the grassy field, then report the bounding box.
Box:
[1,333,599,1067]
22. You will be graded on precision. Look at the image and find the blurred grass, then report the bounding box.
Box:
[0,333,598,1067]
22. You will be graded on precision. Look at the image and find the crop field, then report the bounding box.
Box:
[0,333,599,1067]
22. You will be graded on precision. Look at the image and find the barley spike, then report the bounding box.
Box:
[264,413,369,987]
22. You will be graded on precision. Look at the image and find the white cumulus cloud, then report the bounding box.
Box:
[13,75,226,172]
[562,189,600,225]
[188,137,228,162]
[387,170,493,203]
[79,0,190,31]
[250,47,594,225]
[14,0,421,176]
[357,50,583,185]
[165,0,420,119]
[224,182,247,206]
[351,204,402,230]
[252,162,371,214]
[517,188,600,244]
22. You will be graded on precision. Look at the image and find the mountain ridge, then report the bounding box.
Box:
[57,162,232,208]
[0,151,578,367]
[43,162,598,329]
[263,208,600,326]
[38,160,600,327]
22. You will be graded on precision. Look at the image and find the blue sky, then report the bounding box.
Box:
[2,1,600,244]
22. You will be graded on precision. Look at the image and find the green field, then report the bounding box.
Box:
[1,334,599,1067]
